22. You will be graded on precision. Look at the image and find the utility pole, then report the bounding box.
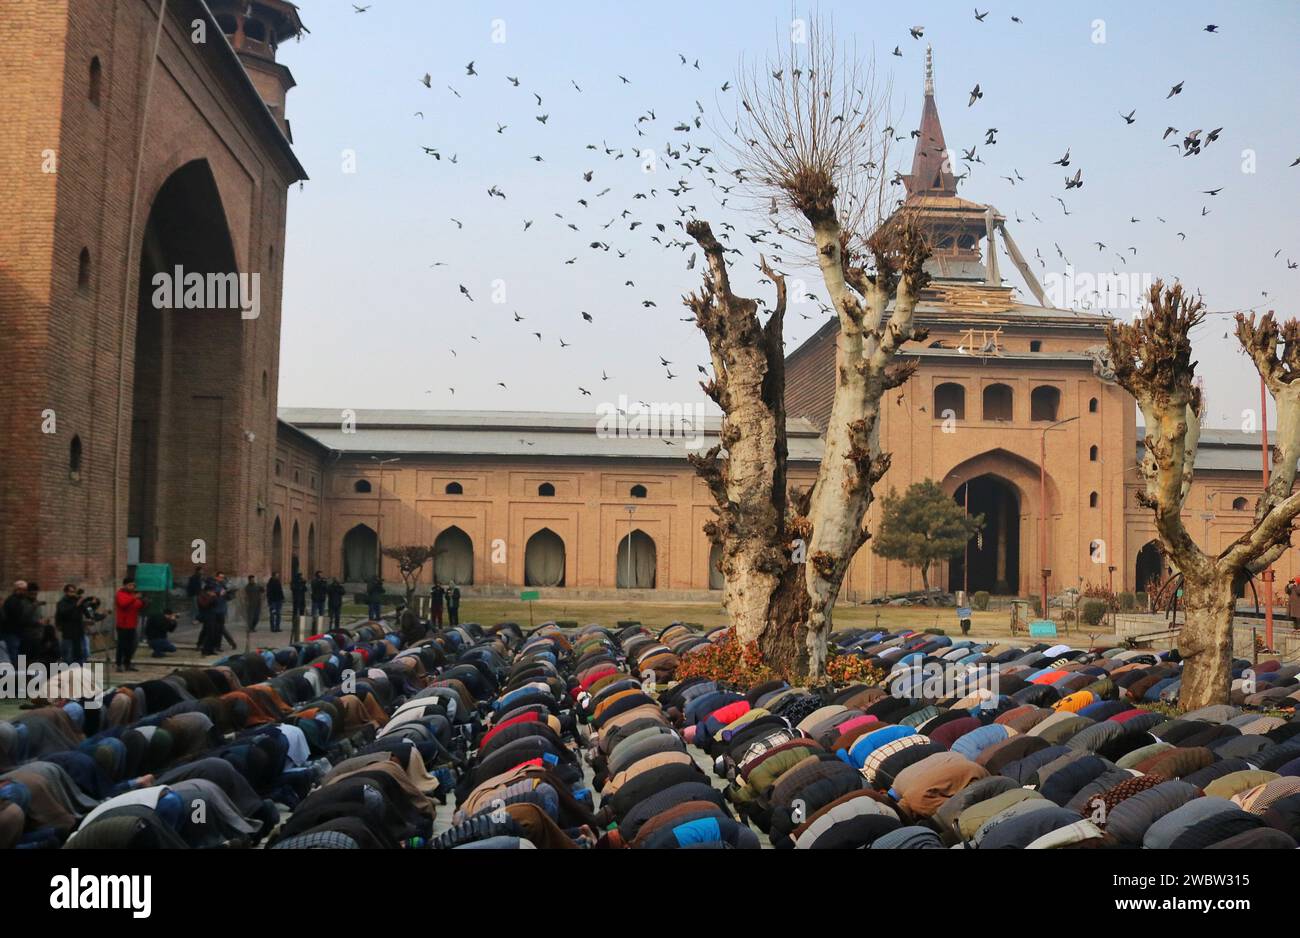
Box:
[623,505,637,588]
[371,456,400,578]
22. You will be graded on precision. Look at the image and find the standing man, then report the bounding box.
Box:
[447,583,461,627]
[56,585,88,665]
[310,570,327,621]
[2,580,32,665]
[266,572,285,633]
[243,575,264,634]
[327,577,346,629]
[429,582,444,629]
[366,575,385,621]
[113,578,146,672]
[290,571,308,626]
[197,580,220,655]
[212,572,238,652]
[185,565,204,626]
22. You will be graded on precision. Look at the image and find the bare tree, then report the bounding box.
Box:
[1107,280,1300,709]
[686,23,930,676]
[382,545,440,608]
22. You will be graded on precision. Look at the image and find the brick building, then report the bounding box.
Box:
[0,0,306,594]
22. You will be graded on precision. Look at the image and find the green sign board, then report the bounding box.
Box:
[1029,620,1058,638]
[520,590,540,602]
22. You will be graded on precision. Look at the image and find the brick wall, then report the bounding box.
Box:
[0,0,303,592]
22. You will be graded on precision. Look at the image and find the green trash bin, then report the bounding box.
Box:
[133,563,173,616]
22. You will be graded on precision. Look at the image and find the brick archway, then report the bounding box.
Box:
[941,449,1060,598]
[128,159,248,571]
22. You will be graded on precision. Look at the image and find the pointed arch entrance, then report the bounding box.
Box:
[271,517,283,573]
[616,529,657,589]
[942,449,1058,597]
[434,526,474,585]
[127,158,244,569]
[524,528,566,587]
[949,475,1021,594]
[1136,540,1164,593]
[343,524,378,582]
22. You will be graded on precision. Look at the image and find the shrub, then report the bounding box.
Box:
[972,591,991,611]
[673,628,782,686]
[1081,600,1107,627]
[1082,581,1119,611]
[1118,591,1137,612]
[821,653,886,687]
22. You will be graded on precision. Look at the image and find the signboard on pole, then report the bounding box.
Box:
[1029,619,1058,638]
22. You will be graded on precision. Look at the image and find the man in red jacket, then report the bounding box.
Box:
[114,577,147,672]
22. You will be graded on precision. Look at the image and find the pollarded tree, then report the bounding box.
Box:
[872,479,984,591]
[382,545,440,608]
[1106,280,1300,709]
[686,24,930,676]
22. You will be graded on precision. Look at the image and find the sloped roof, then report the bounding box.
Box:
[277,408,824,463]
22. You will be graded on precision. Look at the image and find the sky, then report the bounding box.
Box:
[275,0,1300,430]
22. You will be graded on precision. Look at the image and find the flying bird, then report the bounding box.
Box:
[1166,81,1183,98]
[1119,109,1136,124]
[466,61,477,76]
[968,83,982,107]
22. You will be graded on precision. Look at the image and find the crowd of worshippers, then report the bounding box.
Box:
[4,610,1300,850]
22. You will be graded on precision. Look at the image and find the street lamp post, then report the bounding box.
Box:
[1040,415,1080,619]
[623,505,637,589]
[371,456,400,578]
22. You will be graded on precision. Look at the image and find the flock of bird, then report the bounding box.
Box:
[339,5,1295,421]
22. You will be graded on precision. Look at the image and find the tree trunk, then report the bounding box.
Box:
[920,563,930,591]
[1176,573,1235,711]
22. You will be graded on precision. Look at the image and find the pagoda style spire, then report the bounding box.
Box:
[903,46,956,198]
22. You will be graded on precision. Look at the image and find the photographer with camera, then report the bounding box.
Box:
[56,584,106,665]
[113,577,147,672]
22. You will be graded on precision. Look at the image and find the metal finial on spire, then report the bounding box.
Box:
[924,45,934,95]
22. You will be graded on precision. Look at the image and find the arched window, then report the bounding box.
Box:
[354,479,372,493]
[1030,385,1061,422]
[982,383,1013,421]
[1232,496,1248,511]
[538,482,555,497]
[1089,397,1099,413]
[77,248,91,293]
[1089,445,1099,462]
[89,57,102,106]
[1089,491,1099,508]
[630,484,647,498]
[934,383,965,420]
[69,435,82,479]
[445,481,463,495]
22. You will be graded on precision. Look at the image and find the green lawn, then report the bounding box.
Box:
[452,597,1107,642]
